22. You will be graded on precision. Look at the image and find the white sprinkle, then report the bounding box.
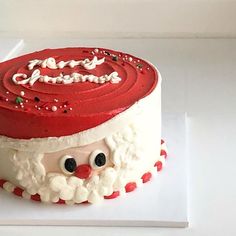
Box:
[35,105,38,108]
[128,57,133,62]
[147,67,150,70]
[5,98,9,102]
[21,105,24,108]
[20,102,23,106]
[15,106,18,108]
[59,106,62,108]
[6,91,9,94]
[52,106,57,112]
[134,61,136,64]
[25,100,29,103]
[69,107,73,111]
[38,107,41,110]
[94,48,99,53]
[45,107,49,110]
[91,51,95,55]
[20,91,25,96]
[54,99,58,102]
[63,104,67,108]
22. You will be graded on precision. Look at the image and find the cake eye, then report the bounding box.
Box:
[89,150,107,169]
[60,155,77,175]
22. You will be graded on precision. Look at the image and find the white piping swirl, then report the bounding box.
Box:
[28,56,105,70]
[12,70,121,86]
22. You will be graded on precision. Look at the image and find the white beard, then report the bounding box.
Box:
[10,150,119,204]
[36,167,118,204]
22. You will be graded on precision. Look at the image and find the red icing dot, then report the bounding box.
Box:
[104,191,120,199]
[125,182,137,192]
[57,199,65,204]
[31,193,41,201]
[13,187,23,197]
[160,149,167,158]
[155,161,163,171]
[161,139,164,145]
[141,172,152,183]
[82,200,89,204]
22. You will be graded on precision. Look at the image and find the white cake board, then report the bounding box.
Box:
[0,112,188,227]
[0,39,24,62]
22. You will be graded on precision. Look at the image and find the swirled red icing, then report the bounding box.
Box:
[0,47,158,139]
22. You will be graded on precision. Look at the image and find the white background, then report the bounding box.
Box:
[0,0,236,235]
[0,0,236,38]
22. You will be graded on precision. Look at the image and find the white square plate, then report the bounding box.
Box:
[0,39,24,62]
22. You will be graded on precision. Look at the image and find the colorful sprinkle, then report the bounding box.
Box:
[34,97,40,102]
[15,97,23,104]
[136,63,143,69]
[52,106,57,112]
[112,56,118,61]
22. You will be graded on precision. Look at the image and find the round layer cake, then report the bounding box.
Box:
[0,47,167,204]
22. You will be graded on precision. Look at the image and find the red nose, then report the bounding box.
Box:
[74,164,92,179]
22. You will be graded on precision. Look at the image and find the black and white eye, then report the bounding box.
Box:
[89,150,107,169]
[59,155,77,175]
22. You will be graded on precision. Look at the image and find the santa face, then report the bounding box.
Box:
[7,124,151,204]
[42,139,112,179]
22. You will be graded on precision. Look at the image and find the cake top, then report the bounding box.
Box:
[0,47,158,139]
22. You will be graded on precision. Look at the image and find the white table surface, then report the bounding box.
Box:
[0,38,235,235]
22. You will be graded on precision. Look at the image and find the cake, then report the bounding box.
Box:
[0,47,167,204]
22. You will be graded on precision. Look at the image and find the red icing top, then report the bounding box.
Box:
[0,47,158,139]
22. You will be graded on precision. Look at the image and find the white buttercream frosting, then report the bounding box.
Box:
[12,70,121,86]
[28,56,105,70]
[12,56,121,86]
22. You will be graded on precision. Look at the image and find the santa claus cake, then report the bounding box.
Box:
[0,47,167,204]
